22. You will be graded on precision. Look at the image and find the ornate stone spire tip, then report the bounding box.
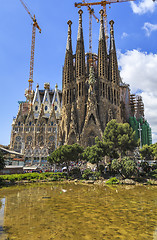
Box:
[109,20,114,27]
[78,9,83,15]
[99,9,104,15]
[67,20,72,27]
[99,9,104,24]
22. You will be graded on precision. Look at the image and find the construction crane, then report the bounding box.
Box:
[19,0,41,102]
[75,0,135,48]
[87,5,99,66]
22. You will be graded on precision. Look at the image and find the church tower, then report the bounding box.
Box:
[61,20,74,144]
[108,20,120,110]
[75,10,86,134]
[98,9,109,130]
[59,12,122,147]
[108,20,121,121]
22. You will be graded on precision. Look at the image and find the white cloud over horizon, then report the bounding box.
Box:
[121,32,129,39]
[131,0,157,15]
[143,22,157,36]
[118,49,157,143]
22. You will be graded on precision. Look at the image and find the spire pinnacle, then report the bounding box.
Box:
[66,20,72,51]
[78,9,83,23]
[109,20,115,51]
[100,9,104,24]
[99,9,105,41]
[109,20,114,36]
[77,9,83,40]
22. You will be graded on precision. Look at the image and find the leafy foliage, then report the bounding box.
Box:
[48,143,83,174]
[139,144,153,160]
[103,120,137,158]
[105,177,119,184]
[82,169,100,180]
[83,144,103,169]
[0,172,66,183]
[111,157,137,178]
[151,143,157,159]
[140,161,151,174]
[69,167,81,179]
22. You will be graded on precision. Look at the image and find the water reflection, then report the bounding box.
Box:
[0,198,8,240]
[0,184,156,240]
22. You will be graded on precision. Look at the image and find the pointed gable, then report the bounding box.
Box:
[52,84,61,120]
[32,84,41,118]
[42,83,51,117]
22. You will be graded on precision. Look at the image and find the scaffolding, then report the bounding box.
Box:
[129,116,152,146]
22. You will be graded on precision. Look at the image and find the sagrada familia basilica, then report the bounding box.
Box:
[9,10,151,167]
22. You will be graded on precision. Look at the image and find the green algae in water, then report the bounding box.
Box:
[0,183,157,240]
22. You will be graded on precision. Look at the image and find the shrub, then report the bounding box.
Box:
[106,177,119,184]
[82,169,94,180]
[111,157,137,179]
[93,171,101,180]
[140,161,151,174]
[69,167,81,179]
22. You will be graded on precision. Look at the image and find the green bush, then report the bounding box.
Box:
[111,157,137,179]
[82,169,94,180]
[69,167,81,179]
[106,177,119,184]
[0,172,66,183]
[93,171,101,180]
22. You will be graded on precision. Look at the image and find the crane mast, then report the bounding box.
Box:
[88,6,99,66]
[19,0,41,102]
[75,0,135,48]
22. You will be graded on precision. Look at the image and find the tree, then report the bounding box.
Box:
[0,150,5,170]
[111,157,137,179]
[150,143,157,160]
[139,144,153,160]
[83,144,103,170]
[48,143,83,175]
[103,120,137,158]
[140,161,151,174]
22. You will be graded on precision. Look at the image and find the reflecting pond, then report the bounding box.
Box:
[0,183,157,240]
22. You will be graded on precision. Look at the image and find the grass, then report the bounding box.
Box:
[105,177,119,185]
[0,172,66,184]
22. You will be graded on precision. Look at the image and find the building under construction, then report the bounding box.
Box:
[10,9,152,167]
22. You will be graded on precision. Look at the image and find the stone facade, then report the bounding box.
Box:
[10,83,61,166]
[59,10,122,147]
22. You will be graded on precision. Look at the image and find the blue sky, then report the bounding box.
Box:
[0,0,157,146]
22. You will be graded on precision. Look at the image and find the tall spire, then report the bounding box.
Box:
[109,20,116,52]
[108,20,119,85]
[108,20,120,106]
[98,9,108,79]
[99,9,105,41]
[66,20,72,52]
[76,9,85,78]
[77,9,83,41]
[63,20,74,90]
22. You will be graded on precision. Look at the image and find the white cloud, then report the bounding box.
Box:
[118,50,157,143]
[131,0,156,15]
[121,32,129,39]
[143,22,157,36]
